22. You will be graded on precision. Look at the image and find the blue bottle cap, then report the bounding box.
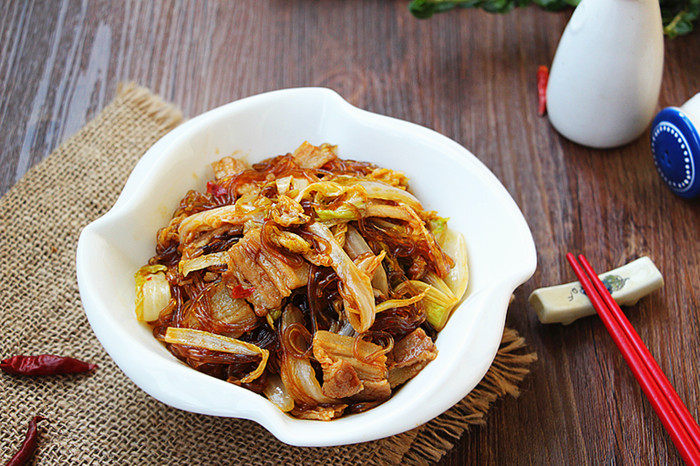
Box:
[650,107,700,199]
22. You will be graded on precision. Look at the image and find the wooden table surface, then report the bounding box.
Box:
[1,1,698,464]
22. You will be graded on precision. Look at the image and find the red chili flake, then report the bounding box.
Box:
[6,416,45,466]
[206,181,228,197]
[537,65,549,116]
[229,285,254,299]
[0,355,97,376]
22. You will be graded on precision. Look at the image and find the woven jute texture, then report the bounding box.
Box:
[0,84,537,465]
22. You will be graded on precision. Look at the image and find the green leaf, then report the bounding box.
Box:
[408,0,699,36]
[662,0,700,37]
[532,0,579,11]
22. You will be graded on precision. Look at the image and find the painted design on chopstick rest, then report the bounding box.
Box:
[567,274,630,301]
[602,274,628,293]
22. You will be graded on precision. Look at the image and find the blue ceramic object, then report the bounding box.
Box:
[650,106,700,199]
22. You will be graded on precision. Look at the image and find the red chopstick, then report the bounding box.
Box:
[566,253,700,465]
[577,255,700,447]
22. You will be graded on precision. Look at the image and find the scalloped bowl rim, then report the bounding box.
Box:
[76,87,536,447]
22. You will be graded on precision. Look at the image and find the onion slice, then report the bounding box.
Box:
[179,251,229,277]
[438,228,469,301]
[279,305,336,406]
[164,327,269,383]
[306,222,376,333]
[345,226,389,296]
[263,375,294,412]
[135,264,171,322]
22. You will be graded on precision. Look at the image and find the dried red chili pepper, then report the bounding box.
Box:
[6,416,45,466]
[0,355,97,376]
[229,284,254,299]
[537,65,549,116]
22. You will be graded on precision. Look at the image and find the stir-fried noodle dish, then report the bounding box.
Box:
[135,142,469,420]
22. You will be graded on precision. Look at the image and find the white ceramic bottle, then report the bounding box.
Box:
[546,0,664,149]
[680,93,700,127]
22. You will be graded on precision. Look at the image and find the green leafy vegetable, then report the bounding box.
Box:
[436,228,469,301]
[134,264,170,322]
[164,327,269,383]
[398,277,458,331]
[409,0,699,37]
[178,251,228,277]
[428,216,449,239]
[315,197,365,221]
[375,290,427,313]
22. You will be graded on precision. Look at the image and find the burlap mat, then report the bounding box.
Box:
[0,84,537,465]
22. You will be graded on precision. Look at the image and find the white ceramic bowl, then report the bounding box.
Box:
[76,88,536,447]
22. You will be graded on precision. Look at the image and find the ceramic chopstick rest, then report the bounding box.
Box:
[530,257,664,325]
[650,93,700,199]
